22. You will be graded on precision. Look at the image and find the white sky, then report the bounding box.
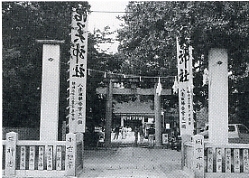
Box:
[88,1,129,53]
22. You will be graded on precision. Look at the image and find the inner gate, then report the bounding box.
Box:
[96,77,174,147]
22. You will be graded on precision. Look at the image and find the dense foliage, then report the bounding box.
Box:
[2,1,249,131]
[2,2,118,130]
[117,1,249,127]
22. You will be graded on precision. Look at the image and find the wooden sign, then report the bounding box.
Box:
[69,6,88,133]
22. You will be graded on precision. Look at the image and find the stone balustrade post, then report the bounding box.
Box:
[5,132,18,176]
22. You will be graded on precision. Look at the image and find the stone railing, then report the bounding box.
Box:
[204,142,249,178]
[183,134,249,178]
[2,132,83,177]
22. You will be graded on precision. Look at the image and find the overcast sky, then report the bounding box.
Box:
[88,1,128,32]
[88,1,129,53]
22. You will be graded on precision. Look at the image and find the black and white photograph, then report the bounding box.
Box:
[2,1,249,177]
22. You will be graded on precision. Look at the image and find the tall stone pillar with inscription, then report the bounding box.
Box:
[176,38,194,168]
[37,40,64,141]
[176,38,194,136]
[208,49,228,144]
[68,6,88,133]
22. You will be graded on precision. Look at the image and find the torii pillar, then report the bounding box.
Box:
[37,40,64,141]
[105,79,113,147]
[155,81,162,147]
[208,48,228,144]
[96,80,172,147]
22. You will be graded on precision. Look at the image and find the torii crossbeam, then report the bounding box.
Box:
[96,79,172,147]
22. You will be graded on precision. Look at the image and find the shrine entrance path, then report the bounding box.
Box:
[80,141,188,177]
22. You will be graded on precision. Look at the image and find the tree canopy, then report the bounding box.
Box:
[2,1,249,130]
[117,1,249,127]
[118,1,249,76]
[2,2,118,129]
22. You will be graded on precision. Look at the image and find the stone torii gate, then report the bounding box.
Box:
[96,78,172,147]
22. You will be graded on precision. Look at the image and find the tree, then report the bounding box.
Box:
[117,1,249,127]
[2,2,123,133]
[117,2,178,78]
[86,31,124,132]
[2,2,91,128]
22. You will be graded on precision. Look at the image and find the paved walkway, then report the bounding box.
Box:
[78,131,189,178]
[80,147,189,178]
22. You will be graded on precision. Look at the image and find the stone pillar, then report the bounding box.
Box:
[37,40,64,141]
[105,79,113,147]
[155,85,162,147]
[208,48,228,144]
[65,133,77,176]
[192,135,205,178]
[5,132,18,176]
[181,134,191,169]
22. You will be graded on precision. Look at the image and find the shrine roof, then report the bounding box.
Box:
[113,100,154,114]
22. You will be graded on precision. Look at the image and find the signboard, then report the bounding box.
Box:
[94,127,102,132]
[176,37,194,136]
[122,116,143,121]
[69,6,88,133]
[148,118,154,123]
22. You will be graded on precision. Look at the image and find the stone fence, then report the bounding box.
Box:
[2,132,83,177]
[183,134,249,178]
